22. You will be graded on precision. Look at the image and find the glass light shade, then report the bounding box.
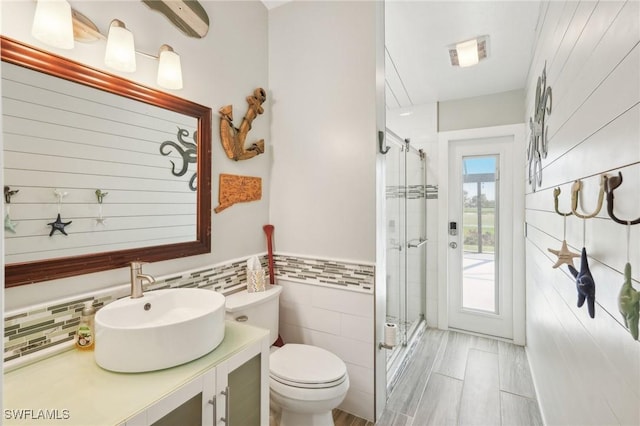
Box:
[157,45,183,90]
[104,20,136,73]
[31,0,74,49]
[456,39,479,68]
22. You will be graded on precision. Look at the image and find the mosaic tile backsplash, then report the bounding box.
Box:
[274,254,374,292]
[4,254,374,368]
[3,256,266,367]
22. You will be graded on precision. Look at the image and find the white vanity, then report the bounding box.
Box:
[3,321,270,426]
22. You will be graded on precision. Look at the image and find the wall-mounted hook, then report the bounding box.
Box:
[571,175,606,219]
[605,172,640,225]
[4,186,19,204]
[378,131,390,155]
[553,187,572,217]
[95,189,108,204]
[53,189,68,202]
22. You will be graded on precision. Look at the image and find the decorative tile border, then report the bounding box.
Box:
[3,256,267,368]
[273,254,375,293]
[386,184,438,200]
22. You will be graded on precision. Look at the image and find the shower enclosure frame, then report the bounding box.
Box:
[384,129,428,390]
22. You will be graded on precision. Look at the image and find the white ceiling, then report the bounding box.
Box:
[261,1,542,110]
[385,1,542,109]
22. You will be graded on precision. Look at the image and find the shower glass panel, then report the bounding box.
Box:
[405,151,426,336]
[385,131,426,387]
[385,141,406,346]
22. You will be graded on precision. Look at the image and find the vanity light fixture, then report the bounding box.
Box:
[157,45,183,90]
[31,0,74,49]
[104,19,136,73]
[449,36,489,68]
[30,4,184,89]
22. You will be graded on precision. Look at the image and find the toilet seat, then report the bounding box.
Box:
[270,344,347,389]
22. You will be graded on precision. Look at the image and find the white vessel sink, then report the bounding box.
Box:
[95,288,225,373]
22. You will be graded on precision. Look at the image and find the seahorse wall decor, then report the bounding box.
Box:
[619,263,640,340]
[219,88,266,161]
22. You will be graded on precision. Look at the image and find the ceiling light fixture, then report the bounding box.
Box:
[31,0,74,49]
[31,6,184,90]
[449,36,489,68]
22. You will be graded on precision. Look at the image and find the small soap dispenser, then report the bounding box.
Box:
[76,302,96,351]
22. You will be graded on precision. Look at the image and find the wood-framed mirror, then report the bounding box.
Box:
[2,36,212,288]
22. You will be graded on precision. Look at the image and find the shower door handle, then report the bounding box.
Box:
[408,238,427,248]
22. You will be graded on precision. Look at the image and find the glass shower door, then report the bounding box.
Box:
[405,150,426,340]
[385,141,406,347]
[385,132,427,388]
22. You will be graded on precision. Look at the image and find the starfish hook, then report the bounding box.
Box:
[568,248,596,318]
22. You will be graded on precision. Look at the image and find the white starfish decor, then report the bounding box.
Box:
[4,213,17,233]
[548,240,580,269]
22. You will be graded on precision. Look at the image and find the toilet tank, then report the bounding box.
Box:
[225,285,282,345]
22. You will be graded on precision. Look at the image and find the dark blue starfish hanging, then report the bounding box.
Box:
[568,247,596,318]
[48,213,72,236]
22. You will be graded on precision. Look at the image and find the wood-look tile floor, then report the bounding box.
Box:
[334,328,543,426]
[375,328,543,426]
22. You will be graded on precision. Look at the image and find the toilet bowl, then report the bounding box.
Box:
[270,344,349,426]
[225,286,350,426]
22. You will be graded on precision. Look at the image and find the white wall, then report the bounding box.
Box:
[438,89,525,132]
[1,1,270,310]
[268,1,380,421]
[268,1,378,262]
[524,1,639,425]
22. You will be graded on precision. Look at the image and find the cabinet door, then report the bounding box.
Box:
[146,375,205,426]
[123,369,216,426]
[216,338,269,426]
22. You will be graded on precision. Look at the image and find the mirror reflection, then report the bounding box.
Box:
[2,37,212,287]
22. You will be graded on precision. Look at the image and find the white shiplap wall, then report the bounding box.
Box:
[524,1,639,425]
[3,62,197,263]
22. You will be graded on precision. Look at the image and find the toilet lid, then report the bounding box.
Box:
[270,344,347,385]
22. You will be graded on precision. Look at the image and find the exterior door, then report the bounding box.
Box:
[447,136,514,339]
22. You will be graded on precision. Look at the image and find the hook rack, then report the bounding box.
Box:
[378,131,390,155]
[571,175,606,219]
[605,171,640,225]
[4,186,19,204]
[95,189,108,204]
[553,187,572,216]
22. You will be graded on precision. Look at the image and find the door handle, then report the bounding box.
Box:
[408,238,427,248]
[208,396,216,424]
[449,242,457,249]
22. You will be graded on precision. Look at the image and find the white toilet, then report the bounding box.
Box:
[225,285,349,426]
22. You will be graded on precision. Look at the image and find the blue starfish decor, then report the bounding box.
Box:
[48,213,72,236]
[568,247,596,318]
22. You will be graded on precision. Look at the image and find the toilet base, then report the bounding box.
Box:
[280,409,334,426]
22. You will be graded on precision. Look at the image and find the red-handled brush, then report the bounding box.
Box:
[263,224,275,285]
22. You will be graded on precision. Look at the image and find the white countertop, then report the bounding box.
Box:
[3,321,268,426]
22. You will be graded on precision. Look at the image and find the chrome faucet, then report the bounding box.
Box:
[130,261,156,299]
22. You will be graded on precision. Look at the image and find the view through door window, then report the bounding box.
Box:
[462,155,498,313]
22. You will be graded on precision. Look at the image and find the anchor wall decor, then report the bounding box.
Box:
[219,88,266,161]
